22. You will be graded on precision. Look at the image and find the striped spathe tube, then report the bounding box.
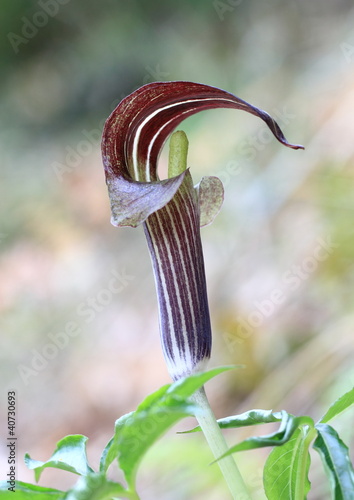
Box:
[101,81,303,380]
[144,166,217,380]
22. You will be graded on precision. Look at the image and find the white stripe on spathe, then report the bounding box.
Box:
[131,97,245,181]
[145,216,178,366]
[169,193,201,355]
[145,108,198,182]
[154,209,192,368]
[144,186,207,380]
[165,202,198,353]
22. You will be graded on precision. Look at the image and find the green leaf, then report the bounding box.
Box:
[216,408,283,429]
[313,423,354,500]
[0,481,64,498]
[198,409,314,459]
[63,473,128,500]
[166,365,237,398]
[181,408,283,433]
[25,435,94,482]
[264,427,312,500]
[319,387,354,424]
[100,366,234,489]
[99,413,133,475]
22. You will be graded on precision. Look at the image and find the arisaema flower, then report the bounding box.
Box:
[101,81,303,381]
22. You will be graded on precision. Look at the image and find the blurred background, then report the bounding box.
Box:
[1,0,353,498]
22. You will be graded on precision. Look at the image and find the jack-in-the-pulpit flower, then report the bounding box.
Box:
[101,81,303,380]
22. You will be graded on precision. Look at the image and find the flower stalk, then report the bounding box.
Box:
[192,387,251,499]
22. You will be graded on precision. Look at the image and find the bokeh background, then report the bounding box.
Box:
[1,0,354,498]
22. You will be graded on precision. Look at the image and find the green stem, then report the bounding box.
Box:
[191,387,251,500]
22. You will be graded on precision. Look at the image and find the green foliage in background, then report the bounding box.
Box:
[1,372,353,499]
